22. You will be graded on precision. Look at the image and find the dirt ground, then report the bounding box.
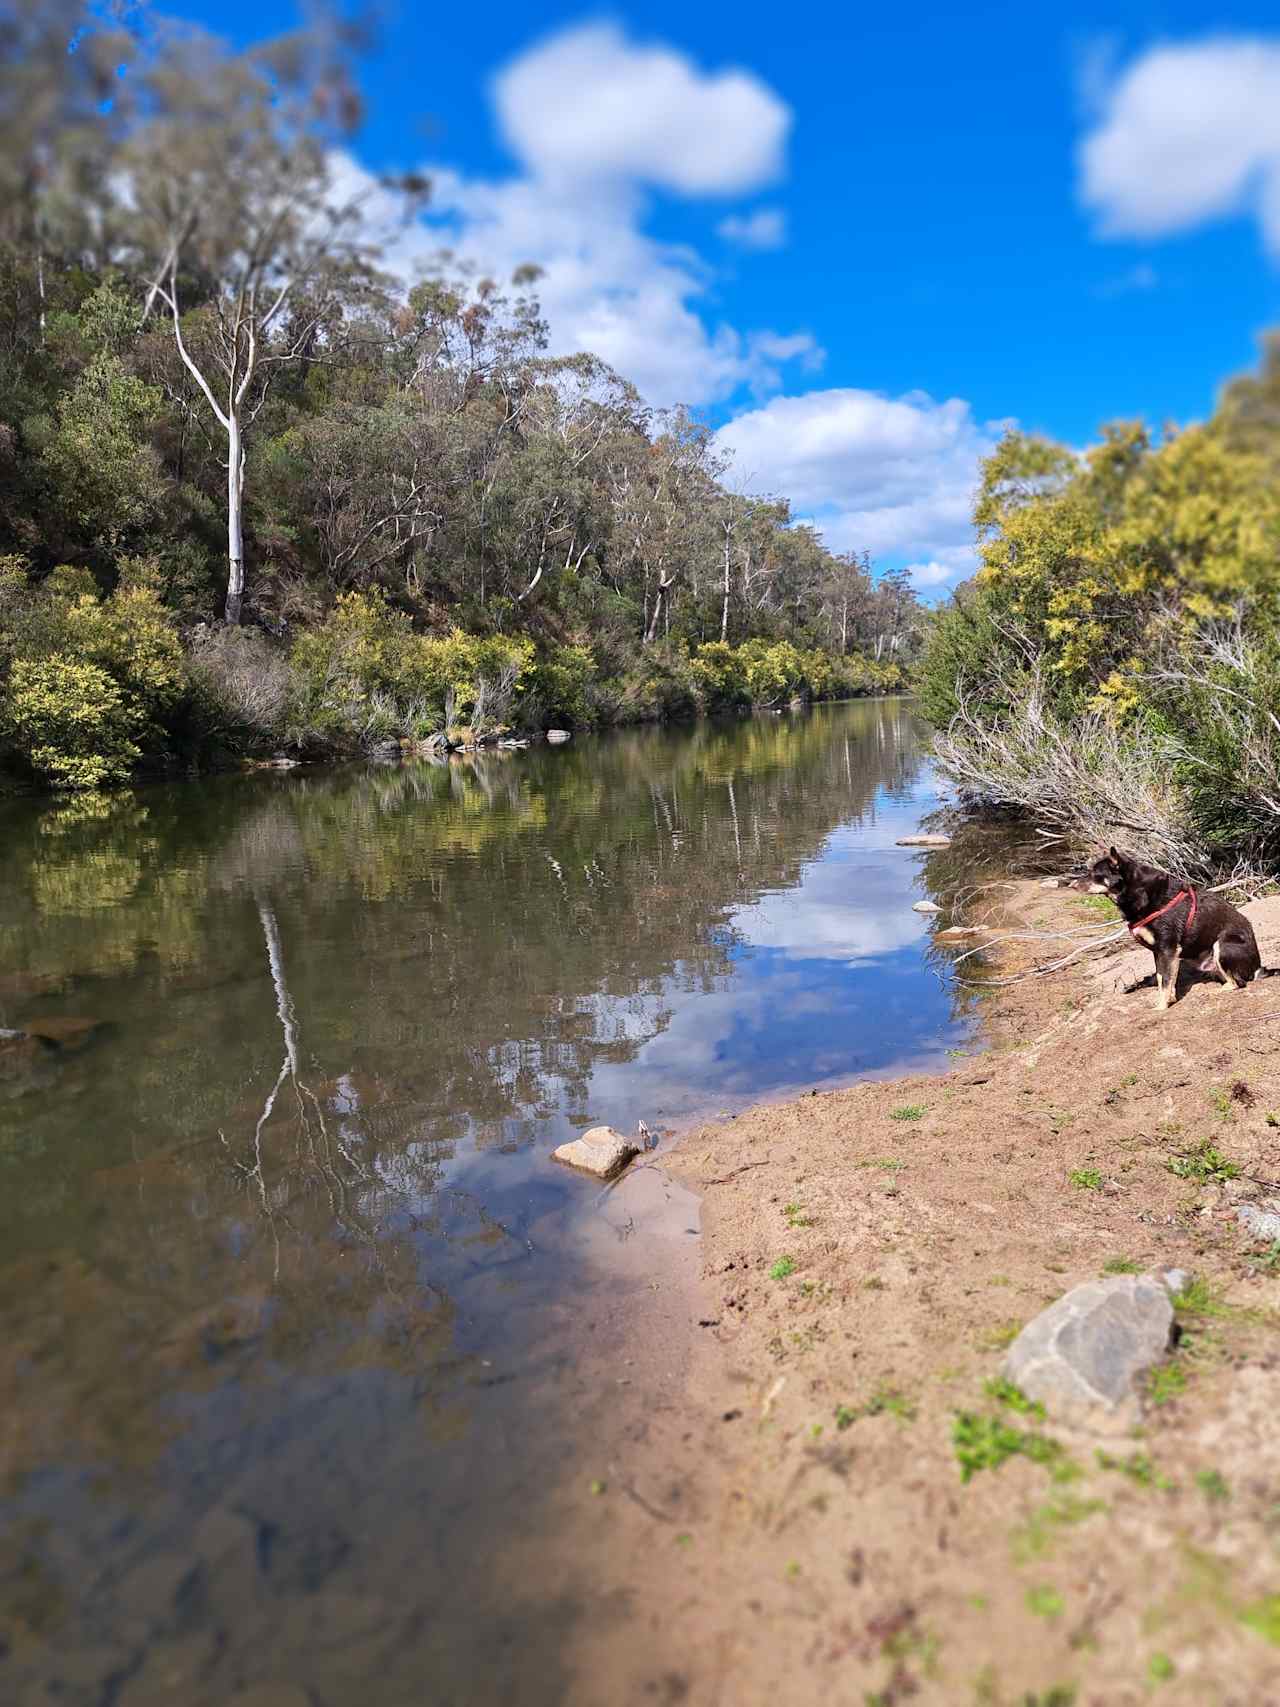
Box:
[542,878,1280,1707]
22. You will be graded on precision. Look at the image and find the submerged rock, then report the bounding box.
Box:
[895,834,950,848]
[546,729,572,745]
[1003,1274,1174,1420]
[912,900,942,915]
[20,1016,102,1051]
[552,1125,638,1179]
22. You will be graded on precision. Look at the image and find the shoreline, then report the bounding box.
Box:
[561,875,1280,1705]
[0,691,913,804]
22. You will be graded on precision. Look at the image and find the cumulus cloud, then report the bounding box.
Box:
[717,207,788,249]
[1079,36,1280,255]
[715,388,1008,578]
[332,25,814,408]
[493,23,791,195]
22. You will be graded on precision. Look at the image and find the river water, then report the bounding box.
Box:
[0,700,973,1705]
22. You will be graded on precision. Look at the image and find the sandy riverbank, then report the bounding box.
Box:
[543,876,1280,1706]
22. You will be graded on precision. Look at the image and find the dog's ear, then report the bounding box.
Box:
[1108,845,1124,867]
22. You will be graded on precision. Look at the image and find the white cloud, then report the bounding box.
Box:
[715,388,1008,578]
[905,559,966,590]
[332,25,813,409]
[492,23,790,195]
[1079,36,1280,255]
[717,207,788,250]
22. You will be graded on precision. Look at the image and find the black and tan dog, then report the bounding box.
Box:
[1081,847,1262,1010]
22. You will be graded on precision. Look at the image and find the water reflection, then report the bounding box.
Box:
[0,701,969,1703]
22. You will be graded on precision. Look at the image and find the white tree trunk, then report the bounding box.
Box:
[226,414,246,624]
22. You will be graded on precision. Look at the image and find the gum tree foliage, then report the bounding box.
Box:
[0,5,926,787]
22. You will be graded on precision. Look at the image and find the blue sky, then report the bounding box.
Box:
[169,2,1280,594]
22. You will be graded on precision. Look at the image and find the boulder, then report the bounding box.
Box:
[895,834,950,848]
[912,900,942,915]
[552,1125,638,1180]
[1003,1273,1174,1420]
[546,729,572,745]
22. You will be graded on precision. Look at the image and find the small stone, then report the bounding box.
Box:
[546,729,572,745]
[1040,877,1064,889]
[895,834,951,848]
[1153,1266,1190,1297]
[1237,1203,1280,1243]
[1003,1275,1174,1420]
[912,900,942,915]
[19,1016,102,1050]
[552,1125,638,1179]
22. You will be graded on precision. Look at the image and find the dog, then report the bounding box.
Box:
[1081,847,1262,1010]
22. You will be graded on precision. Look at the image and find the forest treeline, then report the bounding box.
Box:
[0,3,919,791]
[917,335,1280,877]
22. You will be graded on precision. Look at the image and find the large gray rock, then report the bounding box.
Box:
[1003,1274,1174,1419]
[552,1125,638,1180]
[912,900,942,915]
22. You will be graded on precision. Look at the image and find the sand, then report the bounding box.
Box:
[537,878,1280,1706]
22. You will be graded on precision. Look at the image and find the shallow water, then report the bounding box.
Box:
[0,700,971,1704]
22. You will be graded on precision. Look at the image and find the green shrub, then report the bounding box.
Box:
[1,571,184,788]
[524,643,597,728]
[288,592,534,743]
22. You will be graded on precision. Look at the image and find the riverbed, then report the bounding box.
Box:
[0,701,972,1705]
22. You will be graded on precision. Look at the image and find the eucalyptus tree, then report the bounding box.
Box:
[123,19,396,622]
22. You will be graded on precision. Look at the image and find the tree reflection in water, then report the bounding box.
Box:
[0,702,967,1704]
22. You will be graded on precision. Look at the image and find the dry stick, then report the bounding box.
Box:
[956,925,1130,988]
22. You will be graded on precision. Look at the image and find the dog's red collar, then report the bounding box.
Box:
[1128,888,1197,937]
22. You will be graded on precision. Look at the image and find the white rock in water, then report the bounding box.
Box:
[895,835,951,848]
[552,1125,638,1179]
[546,729,572,744]
[1003,1274,1173,1422]
[912,900,942,915]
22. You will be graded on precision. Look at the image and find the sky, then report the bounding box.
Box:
[166,1,1280,597]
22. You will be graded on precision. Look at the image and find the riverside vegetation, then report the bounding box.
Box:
[0,3,916,793]
[917,333,1280,879]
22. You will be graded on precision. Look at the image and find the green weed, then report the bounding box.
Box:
[1026,1585,1064,1620]
[1145,1362,1188,1407]
[1147,1653,1176,1683]
[1101,1255,1142,1274]
[984,1376,1045,1418]
[1172,1275,1229,1317]
[1069,1168,1103,1190]
[769,1256,796,1280]
[890,1104,925,1121]
[1195,1468,1230,1502]
[952,1412,1063,1482]
[976,1319,1024,1352]
[1095,1450,1175,1492]
[1207,1087,1234,1121]
[1071,894,1118,916]
[1240,1596,1280,1645]
[1166,1140,1240,1184]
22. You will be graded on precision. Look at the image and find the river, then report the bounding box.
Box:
[0,700,973,1705]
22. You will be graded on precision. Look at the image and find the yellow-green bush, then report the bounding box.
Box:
[0,567,185,789]
[288,592,534,742]
[526,643,597,727]
[6,658,143,789]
